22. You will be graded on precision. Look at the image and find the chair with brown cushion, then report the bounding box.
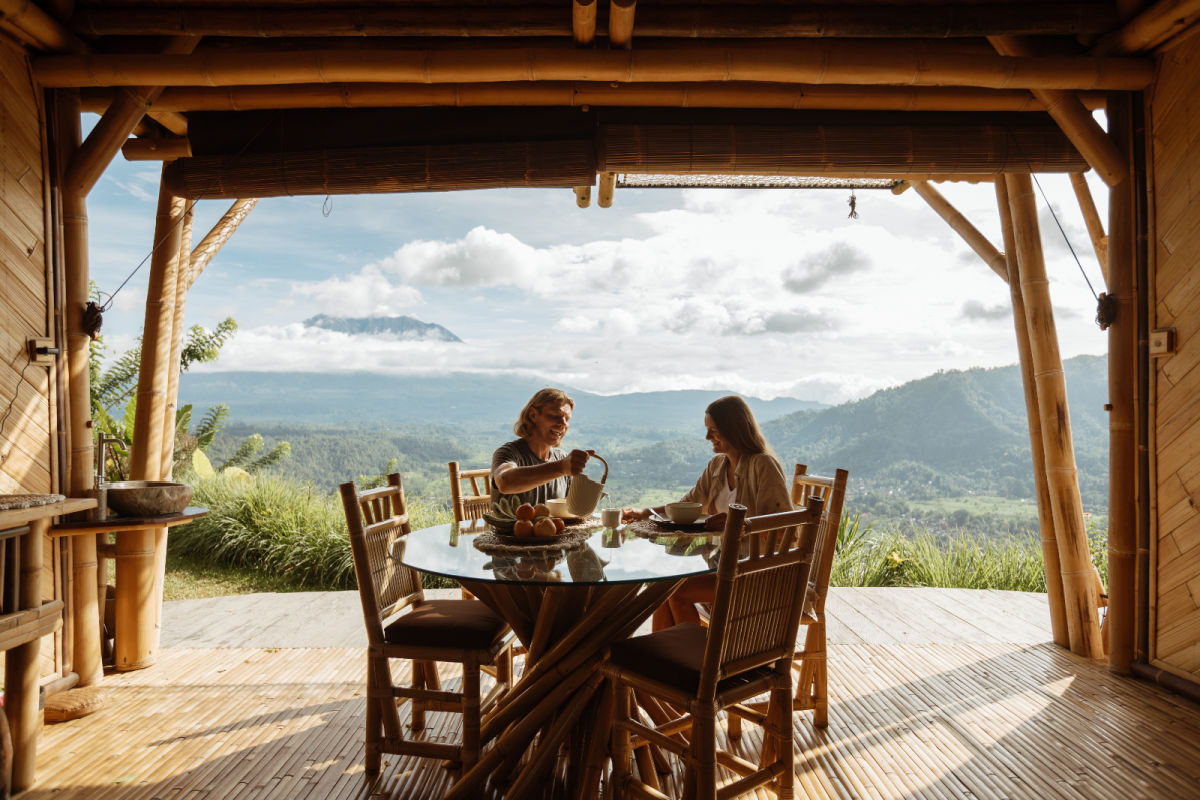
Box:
[788,464,849,727]
[339,472,515,774]
[603,497,824,800]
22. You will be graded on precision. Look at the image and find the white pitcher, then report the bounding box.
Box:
[566,453,609,517]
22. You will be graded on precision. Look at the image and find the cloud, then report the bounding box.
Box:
[782,241,872,293]
[377,226,553,288]
[290,265,423,315]
[960,300,1010,322]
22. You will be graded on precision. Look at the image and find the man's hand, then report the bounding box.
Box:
[563,449,592,476]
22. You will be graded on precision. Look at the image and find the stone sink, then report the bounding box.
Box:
[105,481,194,517]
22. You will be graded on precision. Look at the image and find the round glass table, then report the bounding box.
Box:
[398,520,719,799]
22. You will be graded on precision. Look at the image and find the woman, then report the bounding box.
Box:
[622,395,792,630]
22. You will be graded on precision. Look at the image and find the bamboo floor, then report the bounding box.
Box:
[30,590,1200,800]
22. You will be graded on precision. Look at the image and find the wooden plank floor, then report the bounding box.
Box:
[32,590,1200,799]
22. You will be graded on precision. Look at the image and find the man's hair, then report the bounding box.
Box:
[514,388,575,438]
[705,395,774,457]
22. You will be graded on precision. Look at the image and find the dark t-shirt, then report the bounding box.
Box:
[490,438,569,508]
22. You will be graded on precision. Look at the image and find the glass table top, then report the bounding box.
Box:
[397,521,720,586]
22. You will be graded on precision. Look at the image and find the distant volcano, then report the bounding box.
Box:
[303,314,462,343]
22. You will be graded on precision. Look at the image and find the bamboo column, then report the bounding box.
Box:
[1006,172,1104,658]
[1104,93,1137,674]
[1070,172,1109,284]
[117,171,185,671]
[911,180,1009,281]
[187,198,258,289]
[55,90,104,687]
[572,0,596,44]
[996,175,1070,646]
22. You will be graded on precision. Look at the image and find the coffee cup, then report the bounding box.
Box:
[601,507,621,528]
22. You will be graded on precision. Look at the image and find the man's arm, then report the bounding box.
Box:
[493,449,591,495]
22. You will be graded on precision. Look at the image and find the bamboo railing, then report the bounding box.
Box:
[31,44,1155,91]
[1005,172,1103,658]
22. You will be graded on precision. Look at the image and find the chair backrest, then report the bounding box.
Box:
[699,497,824,701]
[792,464,849,617]
[449,461,493,524]
[339,472,424,646]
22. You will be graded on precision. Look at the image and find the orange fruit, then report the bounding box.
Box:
[515,503,535,521]
[533,503,550,518]
[534,518,557,537]
[552,518,565,533]
[513,519,534,537]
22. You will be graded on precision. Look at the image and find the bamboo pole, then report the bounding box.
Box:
[64,36,200,197]
[55,90,103,688]
[66,4,1121,40]
[1069,172,1109,283]
[989,36,1128,187]
[31,45,1156,91]
[912,180,1009,282]
[996,175,1070,647]
[121,136,192,161]
[1093,0,1200,54]
[573,0,596,45]
[117,172,185,672]
[187,198,258,289]
[609,0,637,47]
[0,0,89,52]
[573,186,591,207]
[597,172,615,208]
[1005,172,1103,658]
[1104,93,1136,674]
[79,83,1107,114]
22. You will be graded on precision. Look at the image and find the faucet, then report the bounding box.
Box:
[96,434,127,486]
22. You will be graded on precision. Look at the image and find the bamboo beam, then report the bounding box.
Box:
[188,198,259,289]
[1104,93,1136,674]
[1006,172,1103,659]
[989,36,1128,187]
[597,172,615,207]
[78,82,1108,114]
[122,135,192,161]
[996,175,1070,647]
[911,180,1008,281]
[0,0,88,52]
[573,0,596,45]
[65,36,200,196]
[65,4,1120,40]
[1093,0,1200,54]
[118,174,185,672]
[55,90,103,688]
[573,186,591,207]
[1070,173,1109,281]
[609,0,636,47]
[31,44,1156,92]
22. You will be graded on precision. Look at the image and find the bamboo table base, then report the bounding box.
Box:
[445,577,683,800]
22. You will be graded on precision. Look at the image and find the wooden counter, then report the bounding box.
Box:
[0,496,96,793]
[50,505,208,537]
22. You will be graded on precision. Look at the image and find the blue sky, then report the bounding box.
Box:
[85,114,1111,405]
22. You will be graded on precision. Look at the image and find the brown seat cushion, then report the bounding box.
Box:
[383,599,509,650]
[609,623,774,695]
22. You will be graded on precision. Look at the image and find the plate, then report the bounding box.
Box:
[648,512,711,531]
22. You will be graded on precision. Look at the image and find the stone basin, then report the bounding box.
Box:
[105,481,194,517]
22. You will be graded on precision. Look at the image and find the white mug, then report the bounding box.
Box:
[601,507,621,528]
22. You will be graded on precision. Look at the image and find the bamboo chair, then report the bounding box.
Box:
[603,498,824,800]
[339,472,515,774]
[449,461,492,600]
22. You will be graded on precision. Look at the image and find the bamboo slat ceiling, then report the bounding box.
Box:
[5,0,1176,197]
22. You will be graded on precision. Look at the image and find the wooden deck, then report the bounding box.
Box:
[31,589,1200,799]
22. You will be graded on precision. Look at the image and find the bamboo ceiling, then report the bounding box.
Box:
[4,0,1180,195]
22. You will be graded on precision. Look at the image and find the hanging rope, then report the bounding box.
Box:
[847,190,859,219]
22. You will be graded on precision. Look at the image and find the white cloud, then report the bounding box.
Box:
[290,265,423,316]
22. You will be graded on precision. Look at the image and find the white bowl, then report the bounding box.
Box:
[545,498,572,518]
[665,502,703,524]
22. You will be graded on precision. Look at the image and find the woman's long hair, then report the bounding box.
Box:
[706,395,775,458]
[513,388,575,438]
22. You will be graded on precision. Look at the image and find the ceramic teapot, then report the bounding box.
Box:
[566,453,609,517]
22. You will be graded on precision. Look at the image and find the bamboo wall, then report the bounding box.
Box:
[0,38,60,682]
[1149,33,1200,686]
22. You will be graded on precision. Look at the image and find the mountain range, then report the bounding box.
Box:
[303,313,462,342]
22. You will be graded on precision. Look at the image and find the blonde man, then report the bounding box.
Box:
[491,388,592,508]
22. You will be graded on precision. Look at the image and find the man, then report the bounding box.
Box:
[491,388,591,508]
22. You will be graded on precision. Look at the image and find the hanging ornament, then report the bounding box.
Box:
[847,190,859,220]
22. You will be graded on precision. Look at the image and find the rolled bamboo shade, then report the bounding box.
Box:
[162,139,596,198]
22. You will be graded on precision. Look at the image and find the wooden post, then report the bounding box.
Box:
[1070,172,1109,284]
[912,180,1009,282]
[55,90,104,687]
[996,175,1070,646]
[5,518,49,791]
[572,0,596,45]
[597,172,615,208]
[1006,172,1104,658]
[116,171,184,671]
[1104,93,1137,674]
[573,186,591,207]
[609,0,636,47]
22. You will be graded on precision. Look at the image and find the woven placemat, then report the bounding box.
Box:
[473,526,596,555]
[0,493,65,511]
[626,519,714,538]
